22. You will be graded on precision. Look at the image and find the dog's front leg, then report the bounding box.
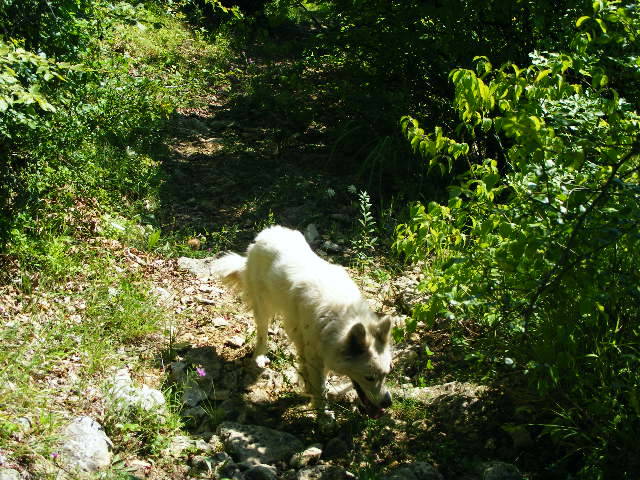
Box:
[300,358,330,414]
[302,359,338,434]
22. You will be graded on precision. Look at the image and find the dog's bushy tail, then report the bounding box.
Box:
[211,253,246,292]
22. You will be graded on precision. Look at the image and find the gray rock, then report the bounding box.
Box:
[181,117,209,133]
[323,437,349,459]
[290,445,322,469]
[181,405,209,424]
[168,361,188,385]
[321,240,342,253]
[304,224,320,245]
[13,417,31,432]
[177,256,217,279]
[182,381,210,407]
[281,470,298,480]
[282,366,299,386]
[218,398,248,423]
[245,464,278,480]
[107,368,166,413]
[0,469,21,480]
[6,417,31,441]
[221,368,242,390]
[209,120,236,130]
[245,387,271,404]
[217,421,304,465]
[194,438,215,453]
[183,348,223,379]
[153,286,174,304]
[59,417,112,473]
[190,452,235,477]
[125,459,152,478]
[385,462,443,480]
[392,382,488,405]
[210,389,231,401]
[296,465,353,480]
[164,435,194,458]
[481,462,523,480]
[209,434,225,451]
[394,347,419,371]
[219,460,246,480]
[503,425,534,450]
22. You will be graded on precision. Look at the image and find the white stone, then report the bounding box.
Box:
[177,256,217,279]
[213,317,230,328]
[107,368,166,413]
[226,335,246,348]
[0,469,21,480]
[59,417,112,473]
[290,445,322,469]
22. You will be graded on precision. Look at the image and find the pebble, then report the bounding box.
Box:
[226,335,246,348]
[213,317,231,328]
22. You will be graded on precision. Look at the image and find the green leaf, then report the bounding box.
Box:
[576,15,591,27]
[535,69,552,83]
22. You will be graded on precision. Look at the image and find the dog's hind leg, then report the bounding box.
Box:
[251,297,273,368]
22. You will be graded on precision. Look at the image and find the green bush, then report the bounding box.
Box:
[0,0,97,59]
[0,2,179,263]
[293,0,589,183]
[395,1,639,477]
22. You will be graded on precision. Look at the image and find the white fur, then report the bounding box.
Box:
[212,226,393,414]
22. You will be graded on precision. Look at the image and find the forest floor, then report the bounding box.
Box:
[120,36,529,478]
[0,18,542,480]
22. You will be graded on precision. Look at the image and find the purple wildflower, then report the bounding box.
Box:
[196,367,206,377]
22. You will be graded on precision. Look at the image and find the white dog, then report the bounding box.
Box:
[212,226,393,417]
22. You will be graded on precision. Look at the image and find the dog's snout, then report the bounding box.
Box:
[380,391,392,409]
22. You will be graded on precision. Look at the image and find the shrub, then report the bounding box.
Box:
[395,1,640,477]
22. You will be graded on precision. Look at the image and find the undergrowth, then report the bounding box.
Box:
[0,1,233,476]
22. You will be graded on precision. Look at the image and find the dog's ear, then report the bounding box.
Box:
[376,315,392,342]
[346,322,368,357]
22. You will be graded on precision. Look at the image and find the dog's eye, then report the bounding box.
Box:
[364,375,375,382]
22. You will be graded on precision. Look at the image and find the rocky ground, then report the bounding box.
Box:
[0,228,526,480]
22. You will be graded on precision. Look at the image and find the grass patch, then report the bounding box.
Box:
[106,3,233,107]
[0,231,177,474]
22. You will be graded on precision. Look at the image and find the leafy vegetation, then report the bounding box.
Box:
[394,1,640,477]
[1,0,638,478]
[0,1,230,476]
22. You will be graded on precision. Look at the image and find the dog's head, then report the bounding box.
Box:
[338,313,393,418]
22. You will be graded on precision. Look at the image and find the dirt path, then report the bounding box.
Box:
[135,71,526,479]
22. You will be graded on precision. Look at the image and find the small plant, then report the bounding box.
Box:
[209,225,240,253]
[351,189,378,262]
[146,229,161,250]
[254,209,277,232]
[84,280,164,347]
[103,401,181,457]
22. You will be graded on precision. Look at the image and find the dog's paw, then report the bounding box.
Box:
[254,355,271,368]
